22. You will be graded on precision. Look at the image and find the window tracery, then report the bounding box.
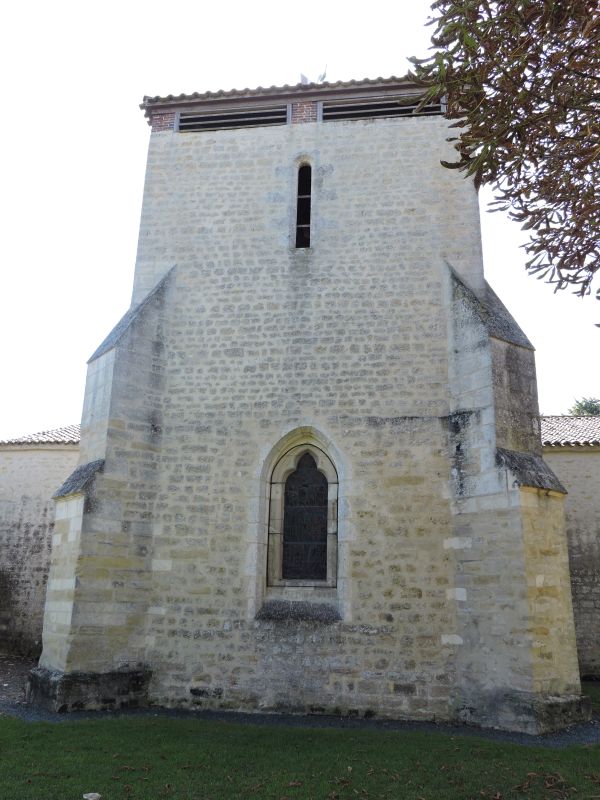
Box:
[267,444,338,587]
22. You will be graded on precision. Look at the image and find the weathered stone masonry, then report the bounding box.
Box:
[30,77,589,732]
[0,428,79,654]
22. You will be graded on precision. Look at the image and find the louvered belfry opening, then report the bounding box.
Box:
[282,453,328,580]
[322,97,442,121]
[178,105,287,132]
[295,164,312,248]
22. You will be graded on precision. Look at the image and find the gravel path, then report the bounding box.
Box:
[2,654,600,748]
[0,653,34,705]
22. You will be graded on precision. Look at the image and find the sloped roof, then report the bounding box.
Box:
[88,267,174,363]
[141,75,415,112]
[496,448,566,493]
[54,459,104,499]
[0,425,81,446]
[2,419,597,450]
[483,284,533,349]
[450,269,534,350]
[541,416,600,447]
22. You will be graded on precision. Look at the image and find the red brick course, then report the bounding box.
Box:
[291,101,318,124]
[151,112,176,132]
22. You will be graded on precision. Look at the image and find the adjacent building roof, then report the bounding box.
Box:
[0,425,81,446]
[541,416,600,447]
[2,416,599,449]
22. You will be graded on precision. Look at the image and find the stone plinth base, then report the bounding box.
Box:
[457,690,592,734]
[26,666,152,713]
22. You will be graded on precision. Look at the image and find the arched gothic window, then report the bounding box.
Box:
[267,445,338,587]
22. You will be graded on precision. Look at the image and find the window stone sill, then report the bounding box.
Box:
[255,600,341,623]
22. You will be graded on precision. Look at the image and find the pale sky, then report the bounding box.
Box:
[1,0,598,439]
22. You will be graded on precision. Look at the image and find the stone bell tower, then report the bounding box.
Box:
[29,77,589,732]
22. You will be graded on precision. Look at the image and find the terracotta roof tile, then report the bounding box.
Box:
[140,75,420,118]
[541,416,600,447]
[2,417,597,449]
[0,424,81,446]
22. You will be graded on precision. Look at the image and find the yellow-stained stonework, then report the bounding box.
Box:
[520,488,580,695]
[543,442,600,678]
[32,78,588,732]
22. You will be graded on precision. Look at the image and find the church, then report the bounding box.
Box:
[27,77,590,733]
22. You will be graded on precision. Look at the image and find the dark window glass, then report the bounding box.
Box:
[282,452,327,579]
[298,165,312,195]
[295,164,311,248]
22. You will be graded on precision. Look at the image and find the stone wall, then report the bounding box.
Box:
[491,339,541,455]
[87,114,483,721]
[36,106,585,731]
[521,487,580,694]
[131,114,485,304]
[0,445,79,654]
[544,447,600,677]
[442,273,581,730]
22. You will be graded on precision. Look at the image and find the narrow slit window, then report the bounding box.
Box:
[295,164,311,248]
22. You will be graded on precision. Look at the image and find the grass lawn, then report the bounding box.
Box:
[0,716,599,800]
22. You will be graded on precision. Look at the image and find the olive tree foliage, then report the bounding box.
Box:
[568,397,600,415]
[409,1,600,301]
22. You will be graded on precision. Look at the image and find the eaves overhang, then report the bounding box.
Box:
[140,75,427,122]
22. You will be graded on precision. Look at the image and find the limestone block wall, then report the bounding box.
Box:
[40,494,84,668]
[491,339,541,455]
[124,114,477,719]
[0,445,79,653]
[544,447,600,677]
[446,273,534,727]
[79,350,115,464]
[132,114,485,307]
[445,270,580,731]
[520,487,580,694]
[446,484,580,731]
[144,416,459,720]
